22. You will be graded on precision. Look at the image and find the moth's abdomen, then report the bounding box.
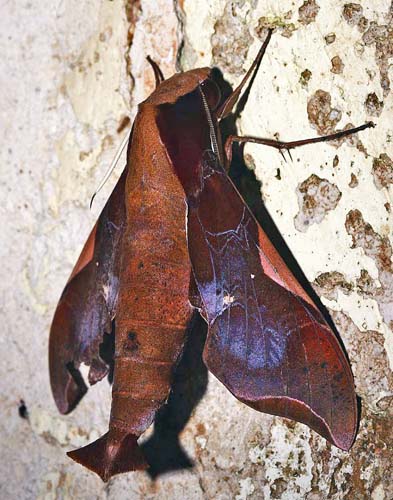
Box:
[112,237,191,435]
[111,103,194,434]
[112,202,192,427]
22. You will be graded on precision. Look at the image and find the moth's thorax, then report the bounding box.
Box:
[143,68,211,106]
[155,82,223,202]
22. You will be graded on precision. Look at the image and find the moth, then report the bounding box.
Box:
[49,30,373,481]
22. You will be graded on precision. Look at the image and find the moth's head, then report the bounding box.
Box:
[144,67,221,111]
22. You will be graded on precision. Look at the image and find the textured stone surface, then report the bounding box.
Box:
[1,0,393,498]
[294,174,342,232]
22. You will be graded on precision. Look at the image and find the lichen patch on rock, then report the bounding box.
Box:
[356,269,381,297]
[330,55,344,74]
[259,420,313,499]
[307,90,342,135]
[295,174,342,232]
[314,271,353,300]
[211,1,253,76]
[298,0,320,25]
[324,32,336,44]
[345,209,393,362]
[331,312,393,416]
[255,13,296,39]
[363,8,393,97]
[372,153,393,190]
[300,68,312,87]
[364,92,384,117]
[349,172,359,188]
[342,3,364,27]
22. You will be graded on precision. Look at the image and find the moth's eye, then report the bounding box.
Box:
[200,78,221,111]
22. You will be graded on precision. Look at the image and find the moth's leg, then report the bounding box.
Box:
[216,29,273,120]
[224,121,375,166]
[146,56,165,88]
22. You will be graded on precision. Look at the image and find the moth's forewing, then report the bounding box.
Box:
[158,78,357,451]
[49,168,126,414]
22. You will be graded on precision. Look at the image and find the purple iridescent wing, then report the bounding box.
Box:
[157,83,357,450]
[188,164,357,450]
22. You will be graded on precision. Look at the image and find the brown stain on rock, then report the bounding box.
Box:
[325,32,336,44]
[331,55,344,74]
[79,151,90,161]
[345,209,393,328]
[363,8,393,97]
[356,269,381,297]
[364,92,384,117]
[346,209,392,272]
[314,271,353,300]
[342,3,369,32]
[331,312,393,416]
[347,409,393,499]
[196,422,206,435]
[294,174,342,232]
[349,173,358,188]
[342,3,364,26]
[372,153,393,189]
[270,478,288,498]
[98,26,113,44]
[358,16,369,33]
[298,0,320,25]
[307,92,369,155]
[299,68,312,87]
[307,90,342,135]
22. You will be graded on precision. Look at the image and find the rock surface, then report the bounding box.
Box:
[1,1,392,498]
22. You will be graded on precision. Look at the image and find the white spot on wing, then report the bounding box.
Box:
[102,284,109,301]
[223,294,235,305]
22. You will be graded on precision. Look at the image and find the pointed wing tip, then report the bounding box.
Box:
[49,354,88,415]
[52,375,88,415]
[56,400,74,416]
[330,428,356,452]
[317,420,356,451]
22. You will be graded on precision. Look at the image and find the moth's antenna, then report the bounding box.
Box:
[90,131,130,209]
[198,85,222,164]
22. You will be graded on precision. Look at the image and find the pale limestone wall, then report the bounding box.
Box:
[1,1,392,498]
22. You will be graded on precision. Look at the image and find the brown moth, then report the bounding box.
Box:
[50,30,373,481]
